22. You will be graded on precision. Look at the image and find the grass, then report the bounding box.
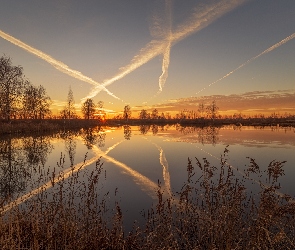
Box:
[0,147,294,249]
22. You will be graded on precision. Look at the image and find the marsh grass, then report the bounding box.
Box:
[0,147,294,249]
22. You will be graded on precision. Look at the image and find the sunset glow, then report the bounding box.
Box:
[0,0,294,117]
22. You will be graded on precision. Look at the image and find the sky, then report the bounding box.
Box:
[0,0,294,117]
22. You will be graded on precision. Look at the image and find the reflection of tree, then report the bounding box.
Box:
[139,125,150,135]
[152,125,158,135]
[81,127,106,149]
[23,135,53,168]
[60,131,77,167]
[123,125,132,140]
[177,125,220,145]
[198,126,220,145]
[0,137,29,199]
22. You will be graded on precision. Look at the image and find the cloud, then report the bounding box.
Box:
[148,90,295,115]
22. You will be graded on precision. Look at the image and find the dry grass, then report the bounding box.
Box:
[0,147,294,249]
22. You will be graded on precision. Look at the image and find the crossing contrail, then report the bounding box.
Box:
[83,0,248,100]
[157,0,173,93]
[0,29,120,100]
[196,32,295,95]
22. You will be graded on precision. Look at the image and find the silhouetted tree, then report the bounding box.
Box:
[23,84,51,119]
[139,109,149,119]
[97,101,106,121]
[0,56,26,120]
[151,109,159,119]
[206,100,219,120]
[81,98,96,120]
[123,105,131,120]
[198,101,205,118]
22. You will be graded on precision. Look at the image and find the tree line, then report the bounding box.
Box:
[0,55,106,121]
[0,56,51,120]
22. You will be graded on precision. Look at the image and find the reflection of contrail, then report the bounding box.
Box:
[84,0,247,100]
[151,142,172,196]
[93,146,159,200]
[0,30,120,101]
[2,140,123,213]
[196,32,295,95]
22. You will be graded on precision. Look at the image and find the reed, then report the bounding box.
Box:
[0,148,294,249]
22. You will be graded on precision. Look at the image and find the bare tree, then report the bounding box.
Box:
[97,101,106,120]
[198,101,205,118]
[66,86,76,119]
[60,86,76,119]
[23,83,51,119]
[123,105,131,120]
[139,109,149,119]
[151,109,159,119]
[206,100,219,120]
[0,56,26,120]
[81,98,96,120]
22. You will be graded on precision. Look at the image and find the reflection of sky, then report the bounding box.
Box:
[3,125,295,230]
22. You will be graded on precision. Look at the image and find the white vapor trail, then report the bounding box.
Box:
[83,0,248,100]
[196,32,295,95]
[157,0,173,93]
[0,30,120,101]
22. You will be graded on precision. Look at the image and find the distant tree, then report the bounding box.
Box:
[139,109,149,119]
[97,101,106,120]
[151,109,159,119]
[66,86,76,119]
[123,105,131,120]
[206,100,219,120]
[198,101,205,118]
[81,98,96,120]
[60,87,76,119]
[0,56,26,120]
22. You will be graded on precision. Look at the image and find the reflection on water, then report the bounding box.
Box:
[1,125,295,227]
[123,125,131,140]
[0,135,53,199]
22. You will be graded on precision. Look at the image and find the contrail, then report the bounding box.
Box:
[0,29,120,100]
[196,32,295,95]
[83,0,248,100]
[157,0,173,93]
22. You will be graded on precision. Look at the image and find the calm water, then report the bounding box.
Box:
[1,125,295,230]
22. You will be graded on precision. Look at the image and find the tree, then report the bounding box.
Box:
[0,56,26,120]
[123,105,131,120]
[198,101,205,118]
[66,86,76,119]
[151,109,159,119]
[139,109,149,119]
[97,101,106,121]
[60,87,76,119]
[23,84,51,119]
[81,98,96,119]
[206,100,219,120]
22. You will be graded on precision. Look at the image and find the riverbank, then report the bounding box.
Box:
[1,117,294,135]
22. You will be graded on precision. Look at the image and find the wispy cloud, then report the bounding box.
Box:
[0,29,120,101]
[149,90,295,115]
